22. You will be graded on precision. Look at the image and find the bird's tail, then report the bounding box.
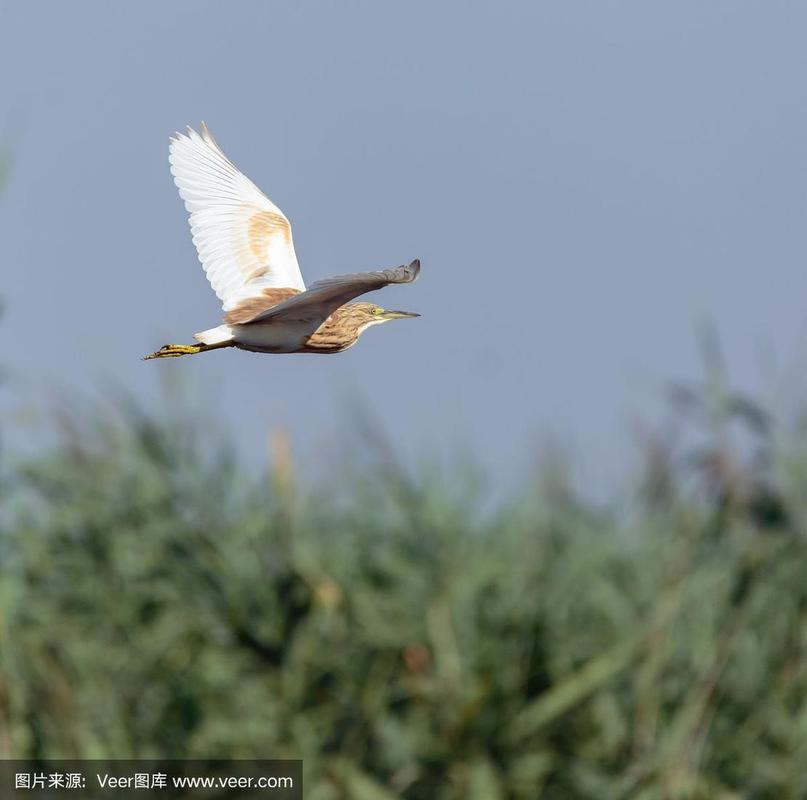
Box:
[143,341,232,360]
[194,324,234,345]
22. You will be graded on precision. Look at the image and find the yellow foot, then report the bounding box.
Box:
[143,343,202,360]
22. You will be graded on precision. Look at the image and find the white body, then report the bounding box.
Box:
[194,320,315,352]
[230,320,318,353]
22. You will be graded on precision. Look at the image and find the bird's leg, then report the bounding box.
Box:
[143,340,235,360]
[143,343,203,360]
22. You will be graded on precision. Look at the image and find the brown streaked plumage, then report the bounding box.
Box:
[299,303,391,353]
[143,123,421,361]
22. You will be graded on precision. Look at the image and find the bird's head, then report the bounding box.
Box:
[350,302,420,337]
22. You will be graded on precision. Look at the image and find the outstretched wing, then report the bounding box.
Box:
[242,259,421,327]
[169,123,306,312]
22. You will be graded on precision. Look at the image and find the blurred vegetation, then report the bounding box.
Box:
[1,348,806,800]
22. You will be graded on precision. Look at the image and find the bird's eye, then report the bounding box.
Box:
[372,307,383,315]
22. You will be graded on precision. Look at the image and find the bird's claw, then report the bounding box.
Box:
[143,344,201,359]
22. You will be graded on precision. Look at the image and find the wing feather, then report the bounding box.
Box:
[241,259,421,327]
[169,123,306,311]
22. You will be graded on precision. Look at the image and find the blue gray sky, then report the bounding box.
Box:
[2,2,807,485]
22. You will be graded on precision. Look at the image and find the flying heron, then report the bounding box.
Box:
[144,123,420,360]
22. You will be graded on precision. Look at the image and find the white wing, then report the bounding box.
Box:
[247,259,421,327]
[169,123,306,311]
